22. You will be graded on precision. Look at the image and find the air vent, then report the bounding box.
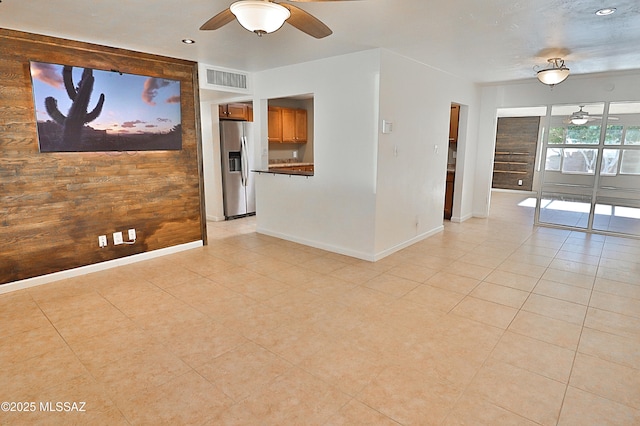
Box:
[199,64,252,93]
[206,69,247,89]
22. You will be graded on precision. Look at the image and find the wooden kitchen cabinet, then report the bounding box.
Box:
[281,108,296,142]
[268,106,283,142]
[294,109,307,142]
[219,103,252,121]
[269,107,307,143]
[449,104,460,144]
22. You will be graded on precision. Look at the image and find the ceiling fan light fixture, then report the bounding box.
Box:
[537,58,570,86]
[596,8,616,16]
[570,117,589,125]
[230,0,291,35]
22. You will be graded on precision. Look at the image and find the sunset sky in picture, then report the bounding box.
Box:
[30,62,181,135]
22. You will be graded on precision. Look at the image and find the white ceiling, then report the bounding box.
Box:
[2,0,639,83]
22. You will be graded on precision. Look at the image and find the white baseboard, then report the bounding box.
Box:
[256,226,444,263]
[0,241,204,295]
[372,226,444,261]
[207,215,226,222]
[491,188,537,195]
[257,227,376,261]
[451,213,473,223]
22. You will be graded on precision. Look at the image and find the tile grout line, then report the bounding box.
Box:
[553,234,601,426]
[439,225,554,425]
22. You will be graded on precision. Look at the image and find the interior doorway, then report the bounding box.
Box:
[445,103,459,219]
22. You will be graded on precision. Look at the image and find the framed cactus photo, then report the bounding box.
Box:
[29,61,182,152]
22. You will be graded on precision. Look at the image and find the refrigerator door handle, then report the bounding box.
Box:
[240,136,248,187]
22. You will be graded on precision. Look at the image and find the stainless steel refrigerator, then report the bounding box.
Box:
[220,121,255,219]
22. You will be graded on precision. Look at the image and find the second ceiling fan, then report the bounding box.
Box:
[565,106,619,125]
[200,0,358,39]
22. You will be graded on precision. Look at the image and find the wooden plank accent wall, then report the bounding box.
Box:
[492,117,540,191]
[0,29,206,285]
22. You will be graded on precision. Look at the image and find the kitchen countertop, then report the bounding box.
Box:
[253,168,313,177]
[268,162,314,168]
[253,162,314,176]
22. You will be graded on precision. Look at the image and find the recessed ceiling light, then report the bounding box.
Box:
[596,8,616,16]
[182,38,196,44]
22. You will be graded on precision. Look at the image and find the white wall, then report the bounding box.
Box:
[252,49,482,260]
[199,101,224,221]
[374,50,481,256]
[475,70,640,217]
[253,50,381,259]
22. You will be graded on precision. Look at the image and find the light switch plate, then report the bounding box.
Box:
[382,120,393,134]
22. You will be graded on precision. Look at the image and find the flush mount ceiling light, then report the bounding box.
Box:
[596,8,616,16]
[536,58,570,87]
[181,38,196,44]
[230,0,291,36]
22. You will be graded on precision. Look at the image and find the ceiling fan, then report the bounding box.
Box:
[565,105,618,125]
[200,0,358,39]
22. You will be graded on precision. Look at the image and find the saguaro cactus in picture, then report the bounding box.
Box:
[44,66,105,149]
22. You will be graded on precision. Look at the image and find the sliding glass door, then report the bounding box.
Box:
[536,102,640,237]
[593,102,640,236]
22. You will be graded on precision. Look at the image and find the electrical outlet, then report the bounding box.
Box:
[98,235,108,248]
[518,179,523,186]
[113,231,123,245]
[128,228,136,241]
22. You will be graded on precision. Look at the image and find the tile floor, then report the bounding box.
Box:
[537,197,640,237]
[1,191,639,425]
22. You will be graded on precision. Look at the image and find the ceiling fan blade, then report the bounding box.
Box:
[283,3,332,38]
[200,8,235,30]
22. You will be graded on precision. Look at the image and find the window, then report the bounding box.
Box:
[545,148,562,171]
[621,150,640,175]
[545,147,600,175]
[566,125,601,144]
[562,148,598,174]
[601,149,619,175]
[549,127,565,144]
[605,125,623,145]
[549,126,602,145]
[624,126,640,145]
